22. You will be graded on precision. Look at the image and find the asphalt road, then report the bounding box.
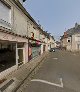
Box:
[17,50,80,92]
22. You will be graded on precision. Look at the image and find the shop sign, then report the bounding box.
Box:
[0,32,27,42]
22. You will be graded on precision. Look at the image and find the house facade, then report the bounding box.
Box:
[61,23,80,52]
[71,33,80,51]
[60,31,72,50]
[0,0,54,79]
[48,36,55,50]
[0,0,29,79]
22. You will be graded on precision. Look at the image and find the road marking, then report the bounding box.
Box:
[31,78,63,88]
[53,58,58,60]
[73,54,76,56]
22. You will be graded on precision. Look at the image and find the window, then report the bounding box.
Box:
[0,1,11,23]
[75,36,80,42]
[68,40,70,42]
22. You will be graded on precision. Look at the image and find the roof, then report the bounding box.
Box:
[13,0,49,37]
[13,0,38,26]
[66,23,80,35]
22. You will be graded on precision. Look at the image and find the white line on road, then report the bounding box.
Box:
[73,54,76,56]
[53,58,58,60]
[31,78,63,88]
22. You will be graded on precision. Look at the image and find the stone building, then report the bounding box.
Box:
[0,0,55,79]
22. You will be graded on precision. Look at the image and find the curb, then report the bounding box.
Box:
[14,55,46,92]
[0,52,48,92]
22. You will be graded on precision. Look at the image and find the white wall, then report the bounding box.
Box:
[13,6,28,36]
[72,34,80,51]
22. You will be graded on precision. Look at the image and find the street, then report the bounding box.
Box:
[17,50,80,92]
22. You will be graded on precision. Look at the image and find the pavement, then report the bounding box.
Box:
[0,52,48,92]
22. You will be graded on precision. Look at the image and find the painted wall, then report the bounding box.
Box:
[13,6,28,36]
[66,37,71,51]
[72,34,80,51]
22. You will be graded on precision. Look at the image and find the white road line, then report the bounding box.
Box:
[73,54,76,56]
[53,58,58,60]
[60,78,63,88]
[31,78,63,88]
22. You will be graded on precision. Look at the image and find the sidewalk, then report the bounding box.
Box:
[0,52,48,92]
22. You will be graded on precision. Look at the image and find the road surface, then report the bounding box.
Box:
[17,50,80,92]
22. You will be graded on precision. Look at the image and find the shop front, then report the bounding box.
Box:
[28,40,41,61]
[17,42,26,66]
[0,41,16,73]
[0,30,28,79]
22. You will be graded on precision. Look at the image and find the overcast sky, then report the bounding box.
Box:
[24,0,80,40]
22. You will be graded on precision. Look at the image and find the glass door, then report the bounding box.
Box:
[17,48,24,66]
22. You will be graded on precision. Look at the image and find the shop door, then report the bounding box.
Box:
[17,48,24,66]
[43,45,46,52]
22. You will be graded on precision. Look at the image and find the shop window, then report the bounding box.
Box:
[0,42,16,73]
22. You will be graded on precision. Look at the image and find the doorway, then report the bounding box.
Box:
[17,48,24,66]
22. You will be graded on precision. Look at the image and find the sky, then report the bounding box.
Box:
[24,0,80,40]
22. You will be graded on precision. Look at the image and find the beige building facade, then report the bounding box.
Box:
[71,33,80,51]
[61,33,80,52]
[0,0,54,79]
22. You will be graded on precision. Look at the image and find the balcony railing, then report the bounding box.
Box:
[0,19,11,29]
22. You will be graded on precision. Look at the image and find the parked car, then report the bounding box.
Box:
[49,48,55,52]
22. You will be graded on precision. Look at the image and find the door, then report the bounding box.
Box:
[77,44,80,50]
[17,48,24,66]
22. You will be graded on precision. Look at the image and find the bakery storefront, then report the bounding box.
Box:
[28,40,41,61]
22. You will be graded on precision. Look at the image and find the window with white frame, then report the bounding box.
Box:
[75,36,80,42]
[67,37,71,43]
[0,1,11,24]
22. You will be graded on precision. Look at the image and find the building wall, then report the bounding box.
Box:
[0,0,51,79]
[72,34,80,51]
[13,5,28,36]
[61,38,67,48]
[48,36,55,49]
[66,37,71,51]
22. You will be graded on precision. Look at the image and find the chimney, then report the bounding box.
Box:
[64,32,67,37]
